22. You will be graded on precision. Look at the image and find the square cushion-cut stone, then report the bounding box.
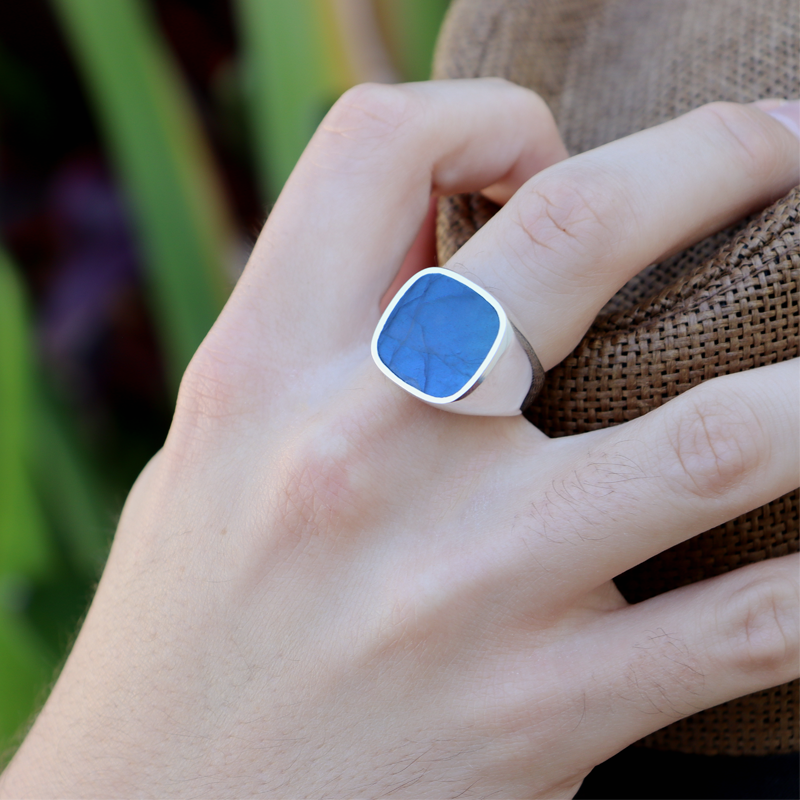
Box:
[376,272,500,398]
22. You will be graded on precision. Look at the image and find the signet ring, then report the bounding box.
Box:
[371,268,545,416]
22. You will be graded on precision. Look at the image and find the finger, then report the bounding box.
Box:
[498,359,799,600]
[225,79,567,357]
[380,195,438,313]
[447,100,800,370]
[567,554,799,765]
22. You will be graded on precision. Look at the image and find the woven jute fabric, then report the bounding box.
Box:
[433,0,799,757]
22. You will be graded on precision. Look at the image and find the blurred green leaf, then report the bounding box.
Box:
[51,0,236,391]
[235,0,336,200]
[31,394,110,580]
[0,246,110,582]
[0,248,107,755]
[0,248,57,757]
[0,605,52,752]
[378,0,450,82]
[0,250,52,579]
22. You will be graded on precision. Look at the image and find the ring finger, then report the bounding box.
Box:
[484,358,800,609]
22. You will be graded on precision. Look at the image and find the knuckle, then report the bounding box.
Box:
[692,102,783,181]
[317,82,419,153]
[274,439,350,544]
[661,386,766,499]
[165,350,239,469]
[720,574,799,676]
[268,406,387,551]
[174,341,242,429]
[508,170,623,280]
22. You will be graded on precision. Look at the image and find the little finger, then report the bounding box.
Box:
[564,554,799,767]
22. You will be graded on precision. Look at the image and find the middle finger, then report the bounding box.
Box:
[447,101,799,370]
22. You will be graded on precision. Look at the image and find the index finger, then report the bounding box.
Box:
[222,80,566,360]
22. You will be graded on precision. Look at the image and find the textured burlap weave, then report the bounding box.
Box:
[433,0,799,757]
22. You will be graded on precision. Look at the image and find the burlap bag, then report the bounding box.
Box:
[434,0,799,757]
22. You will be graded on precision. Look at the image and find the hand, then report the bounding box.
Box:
[2,79,798,800]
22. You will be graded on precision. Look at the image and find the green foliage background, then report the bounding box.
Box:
[0,0,449,758]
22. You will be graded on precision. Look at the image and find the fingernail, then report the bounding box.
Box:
[765,99,800,138]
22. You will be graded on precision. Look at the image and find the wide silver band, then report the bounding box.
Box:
[371,268,545,417]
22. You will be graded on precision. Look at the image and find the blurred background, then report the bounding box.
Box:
[0,0,450,757]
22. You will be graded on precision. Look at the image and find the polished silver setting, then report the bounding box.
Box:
[371,268,544,416]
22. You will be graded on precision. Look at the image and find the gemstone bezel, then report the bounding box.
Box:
[371,268,510,405]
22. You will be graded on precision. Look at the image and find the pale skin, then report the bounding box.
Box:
[1,79,799,799]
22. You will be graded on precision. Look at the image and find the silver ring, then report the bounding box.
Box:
[371,268,545,416]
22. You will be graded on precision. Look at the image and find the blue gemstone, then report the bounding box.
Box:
[377,273,500,398]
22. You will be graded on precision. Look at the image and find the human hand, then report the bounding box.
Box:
[2,80,798,799]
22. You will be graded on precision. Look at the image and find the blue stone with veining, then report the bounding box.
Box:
[377,273,500,398]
